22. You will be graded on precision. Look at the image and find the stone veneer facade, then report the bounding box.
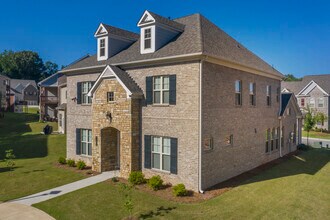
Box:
[91,78,140,178]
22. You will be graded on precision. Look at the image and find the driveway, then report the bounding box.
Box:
[0,203,54,220]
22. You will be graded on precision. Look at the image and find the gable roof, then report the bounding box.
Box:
[88,65,143,98]
[10,79,37,92]
[281,74,330,95]
[38,72,63,87]
[61,12,282,78]
[280,93,302,116]
[138,10,185,31]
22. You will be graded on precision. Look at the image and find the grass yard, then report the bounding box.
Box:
[302,130,330,140]
[35,148,330,220]
[0,111,85,202]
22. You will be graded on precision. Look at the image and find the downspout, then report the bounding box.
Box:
[198,58,205,194]
[279,118,283,157]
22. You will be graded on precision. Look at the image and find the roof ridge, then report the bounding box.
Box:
[101,23,139,36]
[197,14,204,54]
[173,12,201,21]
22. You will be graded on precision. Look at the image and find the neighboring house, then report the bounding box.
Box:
[10,79,38,106]
[282,74,330,130]
[0,74,12,111]
[59,10,302,191]
[57,75,67,133]
[38,73,63,121]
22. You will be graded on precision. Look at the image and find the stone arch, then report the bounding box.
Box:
[100,127,120,171]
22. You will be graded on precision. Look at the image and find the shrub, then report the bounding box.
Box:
[173,183,188,197]
[128,171,146,185]
[112,177,119,183]
[148,175,163,191]
[58,156,66,164]
[67,159,75,167]
[76,160,86,170]
[297,144,310,151]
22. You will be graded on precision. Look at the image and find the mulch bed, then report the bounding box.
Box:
[107,150,300,203]
[55,163,100,176]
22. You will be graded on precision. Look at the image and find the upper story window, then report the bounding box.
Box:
[144,28,152,49]
[301,98,305,107]
[318,98,324,108]
[309,98,315,108]
[153,76,169,104]
[100,38,106,57]
[107,92,114,102]
[82,82,92,104]
[249,82,256,106]
[235,80,242,106]
[287,108,291,115]
[266,85,271,106]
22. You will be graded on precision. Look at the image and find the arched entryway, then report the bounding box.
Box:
[101,127,120,171]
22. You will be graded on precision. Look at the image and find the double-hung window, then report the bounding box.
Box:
[82,82,92,104]
[107,92,114,102]
[81,129,92,156]
[151,136,170,172]
[271,128,275,151]
[281,126,284,148]
[318,98,324,108]
[276,87,280,103]
[265,129,270,153]
[235,80,242,106]
[309,98,315,108]
[100,38,106,57]
[266,85,271,106]
[301,98,305,107]
[275,127,279,149]
[249,82,256,106]
[144,28,152,49]
[153,76,169,104]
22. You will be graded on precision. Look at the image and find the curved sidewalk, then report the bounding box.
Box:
[9,171,118,206]
[0,203,55,220]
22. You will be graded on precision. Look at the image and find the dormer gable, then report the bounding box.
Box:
[137,10,185,54]
[94,23,139,61]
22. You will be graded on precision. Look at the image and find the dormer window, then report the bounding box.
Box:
[100,38,106,57]
[97,37,108,61]
[144,28,152,49]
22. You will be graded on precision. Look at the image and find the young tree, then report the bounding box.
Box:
[303,106,316,145]
[119,183,134,219]
[314,112,328,132]
[283,74,302,82]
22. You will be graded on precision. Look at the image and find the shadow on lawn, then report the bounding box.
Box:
[0,134,48,160]
[208,148,330,191]
[139,206,177,219]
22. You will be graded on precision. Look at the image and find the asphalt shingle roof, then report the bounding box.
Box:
[102,24,139,40]
[281,74,330,95]
[62,11,282,77]
[10,79,37,92]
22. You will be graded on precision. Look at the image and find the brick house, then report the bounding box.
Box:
[282,74,330,131]
[60,10,302,191]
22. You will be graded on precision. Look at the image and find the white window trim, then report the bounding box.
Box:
[151,136,171,172]
[309,98,315,107]
[140,26,155,54]
[235,80,242,106]
[82,82,92,104]
[81,129,92,156]
[318,98,324,108]
[249,82,256,106]
[97,36,108,61]
[153,76,169,105]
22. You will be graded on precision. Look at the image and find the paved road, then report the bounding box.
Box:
[302,137,330,148]
[9,171,118,206]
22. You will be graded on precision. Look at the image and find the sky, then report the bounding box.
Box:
[0,0,329,77]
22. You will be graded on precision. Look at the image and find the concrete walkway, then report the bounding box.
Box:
[302,137,330,148]
[9,171,118,206]
[0,203,55,220]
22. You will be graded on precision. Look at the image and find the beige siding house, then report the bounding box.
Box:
[60,10,302,191]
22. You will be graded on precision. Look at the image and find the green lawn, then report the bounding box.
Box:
[0,112,85,201]
[302,130,330,140]
[35,148,330,220]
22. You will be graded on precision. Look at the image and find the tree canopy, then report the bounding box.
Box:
[283,74,302,82]
[0,50,58,82]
